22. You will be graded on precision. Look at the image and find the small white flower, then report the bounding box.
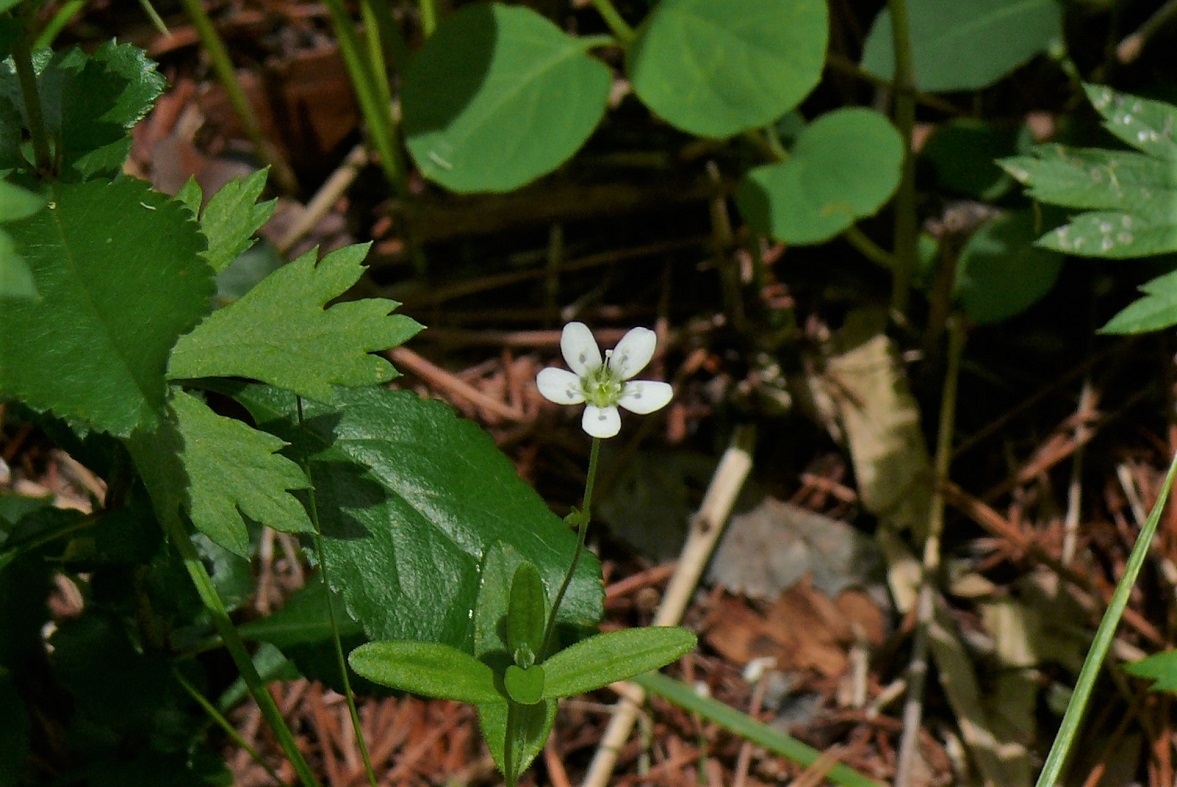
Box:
[536,322,673,439]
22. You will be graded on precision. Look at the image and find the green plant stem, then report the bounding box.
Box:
[178,0,297,193]
[886,0,918,318]
[844,225,899,270]
[11,16,52,176]
[33,0,85,49]
[540,436,602,658]
[418,0,437,37]
[296,397,378,787]
[322,0,426,274]
[635,672,882,787]
[1036,451,1177,785]
[365,0,411,73]
[895,313,963,785]
[173,665,284,784]
[590,0,635,44]
[160,512,320,787]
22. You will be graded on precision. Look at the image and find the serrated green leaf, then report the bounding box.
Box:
[0,179,211,437]
[168,243,421,402]
[402,2,611,193]
[1100,269,1177,334]
[862,0,1061,93]
[627,0,827,139]
[0,42,165,179]
[1124,650,1177,693]
[954,210,1063,324]
[196,169,275,274]
[227,384,603,650]
[541,626,695,698]
[1085,84,1177,161]
[736,108,903,245]
[1037,211,1177,258]
[169,390,313,556]
[349,640,503,703]
[1001,146,1175,223]
[175,177,202,216]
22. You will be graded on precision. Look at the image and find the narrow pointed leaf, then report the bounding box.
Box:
[507,562,547,664]
[542,626,696,699]
[168,243,422,402]
[349,641,502,704]
[477,698,555,781]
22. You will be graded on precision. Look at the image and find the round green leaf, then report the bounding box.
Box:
[861,0,1061,93]
[402,3,611,193]
[504,664,545,705]
[736,108,903,245]
[954,210,1063,325]
[627,0,827,139]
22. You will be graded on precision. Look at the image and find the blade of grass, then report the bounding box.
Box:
[1036,450,1177,785]
[634,671,883,787]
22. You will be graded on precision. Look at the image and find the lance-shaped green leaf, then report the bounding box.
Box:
[628,0,827,139]
[178,170,276,274]
[170,391,313,554]
[402,2,611,193]
[0,179,211,436]
[541,626,695,699]
[507,562,548,667]
[168,243,422,402]
[473,543,559,780]
[0,42,165,178]
[349,641,502,704]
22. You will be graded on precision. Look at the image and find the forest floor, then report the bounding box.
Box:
[12,1,1177,785]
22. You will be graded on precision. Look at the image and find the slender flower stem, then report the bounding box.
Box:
[419,0,438,37]
[541,437,602,658]
[590,0,635,44]
[296,397,378,787]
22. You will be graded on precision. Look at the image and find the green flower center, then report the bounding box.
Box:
[581,362,623,407]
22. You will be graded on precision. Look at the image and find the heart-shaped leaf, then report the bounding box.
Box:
[627,0,827,139]
[504,664,545,705]
[736,108,903,245]
[402,2,611,193]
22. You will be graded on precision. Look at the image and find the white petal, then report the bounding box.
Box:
[536,368,585,405]
[610,327,657,380]
[582,405,621,438]
[618,380,673,414]
[561,322,602,376]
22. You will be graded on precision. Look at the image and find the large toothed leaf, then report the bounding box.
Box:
[0,179,211,437]
[171,391,313,553]
[0,42,165,179]
[168,243,422,402]
[1001,86,1177,260]
[127,391,313,556]
[226,383,603,650]
[180,170,276,274]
